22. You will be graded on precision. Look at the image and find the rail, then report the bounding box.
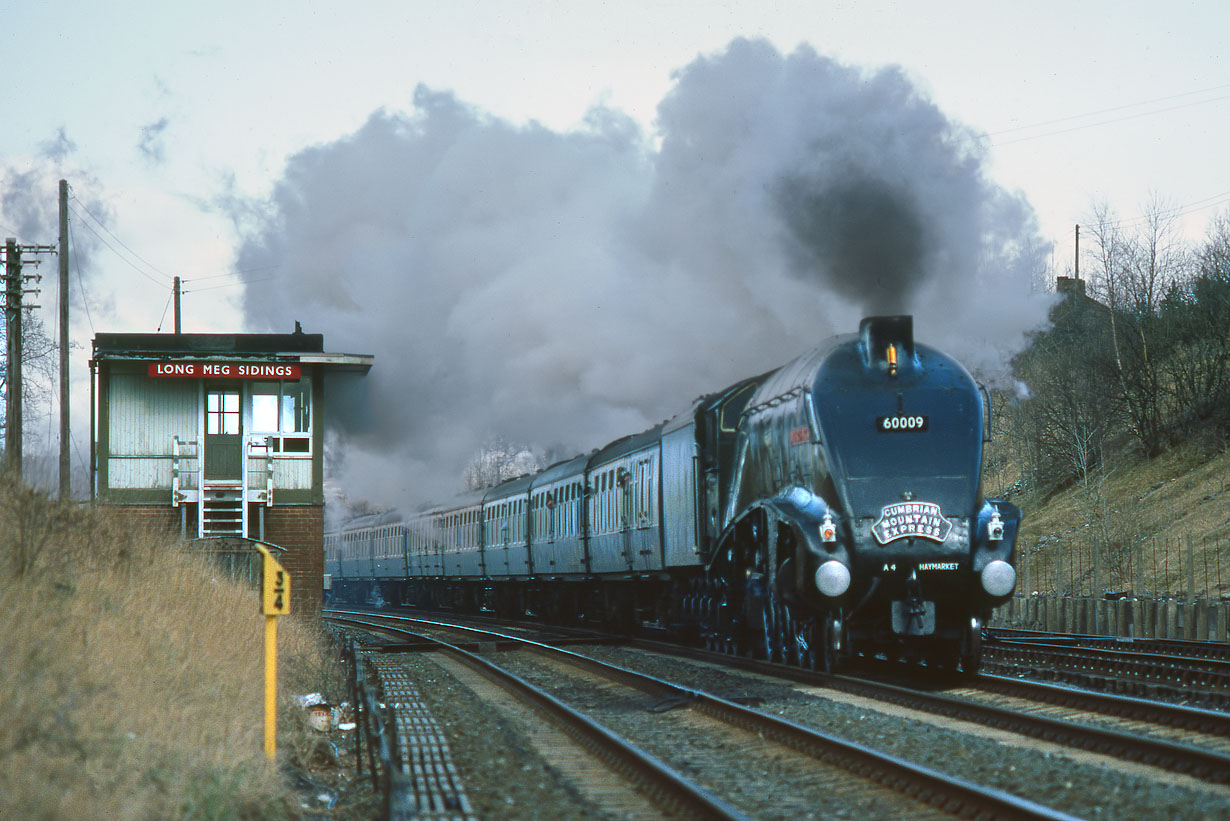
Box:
[331,611,1077,820]
[329,614,744,819]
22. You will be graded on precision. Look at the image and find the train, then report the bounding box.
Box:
[325,315,1021,672]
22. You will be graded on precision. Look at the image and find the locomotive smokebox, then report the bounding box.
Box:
[859,315,915,374]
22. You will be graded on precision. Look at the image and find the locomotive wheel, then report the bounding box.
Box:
[701,579,736,654]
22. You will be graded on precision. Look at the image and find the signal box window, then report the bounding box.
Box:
[252,380,310,452]
[206,392,240,434]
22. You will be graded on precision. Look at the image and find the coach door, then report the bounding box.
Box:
[204,388,242,480]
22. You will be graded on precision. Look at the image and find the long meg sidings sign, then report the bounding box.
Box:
[147,362,302,379]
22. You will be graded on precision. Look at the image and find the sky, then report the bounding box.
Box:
[2,1,1227,504]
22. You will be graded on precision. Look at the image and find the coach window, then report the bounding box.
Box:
[251,380,311,452]
[605,472,614,533]
[598,474,607,534]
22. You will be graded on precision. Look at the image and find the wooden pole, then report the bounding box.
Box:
[4,238,21,476]
[59,180,70,499]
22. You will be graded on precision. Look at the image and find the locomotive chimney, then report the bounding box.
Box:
[859,315,914,373]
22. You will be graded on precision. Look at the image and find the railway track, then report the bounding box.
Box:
[328,611,1074,819]
[327,608,1230,818]
[989,628,1230,662]
[982,629,1230,709]
[334,619,740,819]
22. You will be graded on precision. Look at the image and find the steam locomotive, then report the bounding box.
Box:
[326,315,1020,672]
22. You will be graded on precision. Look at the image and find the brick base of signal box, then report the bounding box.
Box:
[261,505,325,614]
[105,503,324,615]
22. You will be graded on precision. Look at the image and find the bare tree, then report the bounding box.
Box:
[1084,199,1186,456]
[463,436,543,490]
[1,306,58,465]
[1158,208,1230,438]
[1004,285,1120,497]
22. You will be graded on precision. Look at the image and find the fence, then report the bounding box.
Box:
[1016,531,1228,600]
[997,593,1230,642]
[339,636,416,820]
[186,536,287,588]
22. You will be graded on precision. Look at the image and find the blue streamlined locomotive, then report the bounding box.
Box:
[326,315,1020,672]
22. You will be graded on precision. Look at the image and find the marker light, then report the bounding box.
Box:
[981,560,1016,597]
[820,512,837,543]
[815,560,851,597]
[987,510,1004,541]
[887,344,898,377]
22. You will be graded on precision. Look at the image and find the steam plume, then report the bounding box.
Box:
[232,38,1051,509]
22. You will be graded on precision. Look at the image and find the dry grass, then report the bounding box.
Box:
[0,475,346,819]
[1004,435,1230,597]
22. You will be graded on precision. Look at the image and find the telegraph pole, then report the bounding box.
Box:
[4,238,20,476]
[3,236,56,479]
[173,276,182,334]
[59,180,71,498]
[1074,224,1080,280]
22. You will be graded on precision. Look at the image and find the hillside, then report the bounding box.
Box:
[985,430,1229,599]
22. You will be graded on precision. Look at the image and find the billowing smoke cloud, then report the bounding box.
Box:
[232,38,1051,509]
[1,132,108,297]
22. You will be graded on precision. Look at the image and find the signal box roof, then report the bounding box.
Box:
[91,330,373,373]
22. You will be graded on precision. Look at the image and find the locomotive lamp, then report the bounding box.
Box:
[987,510,1004,541]
[887,344,898,376]
[820,512,837,543]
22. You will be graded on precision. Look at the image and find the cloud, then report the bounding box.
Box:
[138,117,171,165]
[231,38,1052,509]
[39,128,77,163]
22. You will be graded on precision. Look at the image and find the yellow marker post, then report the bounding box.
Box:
[255,544,290,760]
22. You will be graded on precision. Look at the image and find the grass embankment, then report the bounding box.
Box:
[987,434,1230,596]
[0,476,347,819]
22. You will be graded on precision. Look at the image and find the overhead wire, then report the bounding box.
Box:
[70,428,91,487]
[65,185,273,309]
[68,202,174,289]
[68,192,177,284]
[988,82,1229,148]
[1111,191,1230,227]
[183,264,279,282]
[1059,191,1230,241]
[992,94,1228,147]
[155,288,175,333]
[67,216,95,335]
[984,83,1230,251]
[183,277,276,294]
[988,82,1230,139]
